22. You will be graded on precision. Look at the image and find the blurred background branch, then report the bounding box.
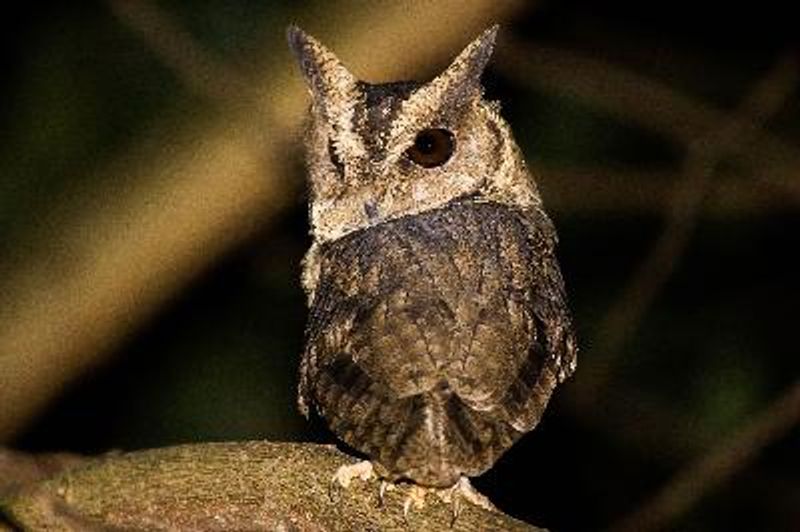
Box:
[579,52,799,405]
[107,0,251,101]
[497,42,800,202]
[611,377,800,532]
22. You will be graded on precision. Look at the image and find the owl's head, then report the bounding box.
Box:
[288,25,542,243]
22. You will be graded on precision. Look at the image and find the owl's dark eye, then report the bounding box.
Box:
[405,128,455,168]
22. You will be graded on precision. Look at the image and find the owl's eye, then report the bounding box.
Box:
[405,128,455,168]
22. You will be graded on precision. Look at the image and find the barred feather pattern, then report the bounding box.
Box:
[300,198,576,487]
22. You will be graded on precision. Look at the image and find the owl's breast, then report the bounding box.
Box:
[303,197,574,485]
[312,198,548,404]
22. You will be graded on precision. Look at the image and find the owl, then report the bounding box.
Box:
[288,25,577,494]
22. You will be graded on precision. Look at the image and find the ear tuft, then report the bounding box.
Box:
[439,24,498,98]
[463,25,499,75]
[385,25,501,157]
[286,25,357,107]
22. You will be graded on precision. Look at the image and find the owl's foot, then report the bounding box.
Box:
[402,476,496,525]
[329,460,376,502]
[446,476,496,511]
[330,464,495,524]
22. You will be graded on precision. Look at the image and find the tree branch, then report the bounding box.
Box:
[0,442,541,531]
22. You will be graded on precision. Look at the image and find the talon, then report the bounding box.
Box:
[450,495,462,528]
[327,476,341,503]
[403,497,412,525]
[400,484,429,524]
[377,480,390,507]
[424,476,496,525]
[454,477,496,513]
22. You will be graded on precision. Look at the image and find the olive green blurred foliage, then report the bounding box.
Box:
[2,2,799,531]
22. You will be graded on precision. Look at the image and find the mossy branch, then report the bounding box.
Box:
[1,442,542,531]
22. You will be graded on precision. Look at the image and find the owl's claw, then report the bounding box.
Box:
[401,485,429,524]
[444,476,496,513]
[327,478,340,503]
[400,476,496,526]
[330,464,494,525]
[445,476,496,525]
[329,460,377,503]
[377,479,395,507]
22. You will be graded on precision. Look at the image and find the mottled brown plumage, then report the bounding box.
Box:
[288,25,577,489]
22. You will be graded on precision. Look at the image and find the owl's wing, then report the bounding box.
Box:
[299,200,576,486]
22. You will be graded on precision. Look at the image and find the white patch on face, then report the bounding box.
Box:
[412,179,431,204]
[333,96,368,164]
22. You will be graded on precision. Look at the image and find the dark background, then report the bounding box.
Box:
[3,1,799,531]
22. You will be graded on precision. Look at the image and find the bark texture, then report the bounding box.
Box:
[0,442,543,531]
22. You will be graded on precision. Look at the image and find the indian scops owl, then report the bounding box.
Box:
[288,25,577,490]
